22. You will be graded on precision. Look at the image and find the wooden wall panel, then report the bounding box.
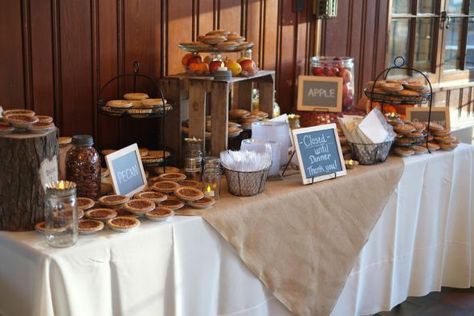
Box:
[0,0,320,149]
[30,0,54,116]
[321,0,391,102]
[58,1,93,136]
[0,2,24,107]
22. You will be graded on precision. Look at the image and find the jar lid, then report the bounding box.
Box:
[72,135,94,146]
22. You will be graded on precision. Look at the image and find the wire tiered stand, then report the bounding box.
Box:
[364,56,434,152]
[97,61,172,169]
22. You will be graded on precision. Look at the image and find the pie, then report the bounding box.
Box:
[135,191,168,203]
[393,146,415,157]
[58,136,72,145]
[188,196,216,209]
[160,199,185,210]
[431,129,450,137]
[99,194,130,207]
[123,92,149,100]
[34,221,66,234]
[77,197,95,210]
[174,186,204,202]
[0,124,14,134]
[139,147,149,157]
[78,220,104,234]
[3,109,35,117]
[154,166,181,174]
[6,114,39,128]
[29,122,55,133]
[229,108,250,119]
[381,83,404,92]
[123,199,155,215]
[151,180,180,193]
[145,207,174,221]
[116,208,138,218]
[439,142,457,151]
[158,172,187,182]
[427,142,440,151]
[412,145,428,155]
[141,98,166,107]
[37,115,53,124]
[394,124,416,135]
[85,208,117,221]
[106,100,133,108]
[107,216,140,232]
[428,122,445,131]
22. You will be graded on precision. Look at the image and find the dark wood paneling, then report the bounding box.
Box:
[59,0,93,136]
[0,0,321,148]
[30,0,54,116]
[0,1,25,107]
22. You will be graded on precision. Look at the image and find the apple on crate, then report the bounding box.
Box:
[239,59,258,77]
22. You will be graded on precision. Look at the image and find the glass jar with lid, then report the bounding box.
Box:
[310,56,355,112]
[65,135,101,199]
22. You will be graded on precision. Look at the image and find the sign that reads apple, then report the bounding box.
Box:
[297,75,343,113]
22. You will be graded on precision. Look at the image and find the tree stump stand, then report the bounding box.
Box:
[0,130,58,231]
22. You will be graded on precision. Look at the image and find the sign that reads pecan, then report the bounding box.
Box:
[105,143,147,196]
[292,123,346,185]
[296,75,343,112]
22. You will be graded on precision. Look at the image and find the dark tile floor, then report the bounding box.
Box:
[373,287,474,316]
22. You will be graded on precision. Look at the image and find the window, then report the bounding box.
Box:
[388,0,474,82]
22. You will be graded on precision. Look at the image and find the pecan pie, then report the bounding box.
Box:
[77,197,95,210]
[153,166,181,175]
[3,109,35,117]
[98,195,130,207]
[151,180,180,193]
[179,179,201,188]
[6,114,38,128]
[135,191,168,203]
[145,207,174,221]
[124,199,155,215]
[78,220,104,234]
[30,122,56,133]
[174,186,204,202]
[123,92,149,100]
[36,115,53,124]
[107,216,140,232]
[158,172,186,182]
[188,196,216,209]
[85,208,117,221]
[159,199,185,210]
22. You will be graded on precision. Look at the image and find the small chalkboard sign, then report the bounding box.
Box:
[406,107,450,130]
[292,123,346,185]
[297,75,343,112]
[105,143,147,196]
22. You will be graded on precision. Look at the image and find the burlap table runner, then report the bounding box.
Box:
[180,157,404,315]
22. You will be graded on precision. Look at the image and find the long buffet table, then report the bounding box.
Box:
[0,144,473,316]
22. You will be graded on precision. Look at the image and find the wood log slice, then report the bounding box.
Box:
[0,129,58,231]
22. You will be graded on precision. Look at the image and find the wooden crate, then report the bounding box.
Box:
[162,70,275,161]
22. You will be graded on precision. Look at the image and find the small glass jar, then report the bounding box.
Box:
[202,167,221,200]
[185,157,202,181]
[310,56,355,112]
[66,135,101,199]
[45,180,78,248]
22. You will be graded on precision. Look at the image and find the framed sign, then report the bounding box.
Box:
[105,143,147,196]
[292,123,346,185]
[406,107,450,130]
[296,75,343,112]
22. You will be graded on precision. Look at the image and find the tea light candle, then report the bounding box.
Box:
[344,159,359,169]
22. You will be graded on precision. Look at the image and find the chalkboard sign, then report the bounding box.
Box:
[296,75,343,112]
[406,107,450,130]
[292,123,346,185]
[105,143,147,196]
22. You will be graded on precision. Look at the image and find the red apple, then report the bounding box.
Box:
[340,68,353,83]
[312,66,324,76]
[209,60,224,74]
[186,54,202,67]
[239,59,258,76]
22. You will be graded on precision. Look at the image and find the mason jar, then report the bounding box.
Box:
[310,56,355,112]
[45,180,78,248]
[66,135,101,199]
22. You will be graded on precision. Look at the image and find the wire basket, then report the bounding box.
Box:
[224,168,269,196]
[349,140,394,165]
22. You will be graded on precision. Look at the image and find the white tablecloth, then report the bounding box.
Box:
[0,144,473,316]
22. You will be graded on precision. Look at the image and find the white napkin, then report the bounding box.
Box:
[358,109,389,143]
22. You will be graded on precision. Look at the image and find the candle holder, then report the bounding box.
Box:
[44,180,78,248]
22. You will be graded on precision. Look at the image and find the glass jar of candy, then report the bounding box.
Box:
[310,56,355,112]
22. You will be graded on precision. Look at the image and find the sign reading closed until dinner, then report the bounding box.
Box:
[297,75,343,112]
[105,143,147,196]
[292,123,346,185]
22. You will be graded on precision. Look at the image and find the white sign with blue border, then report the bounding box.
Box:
[292,123,346,185]
[105,143,147,196]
